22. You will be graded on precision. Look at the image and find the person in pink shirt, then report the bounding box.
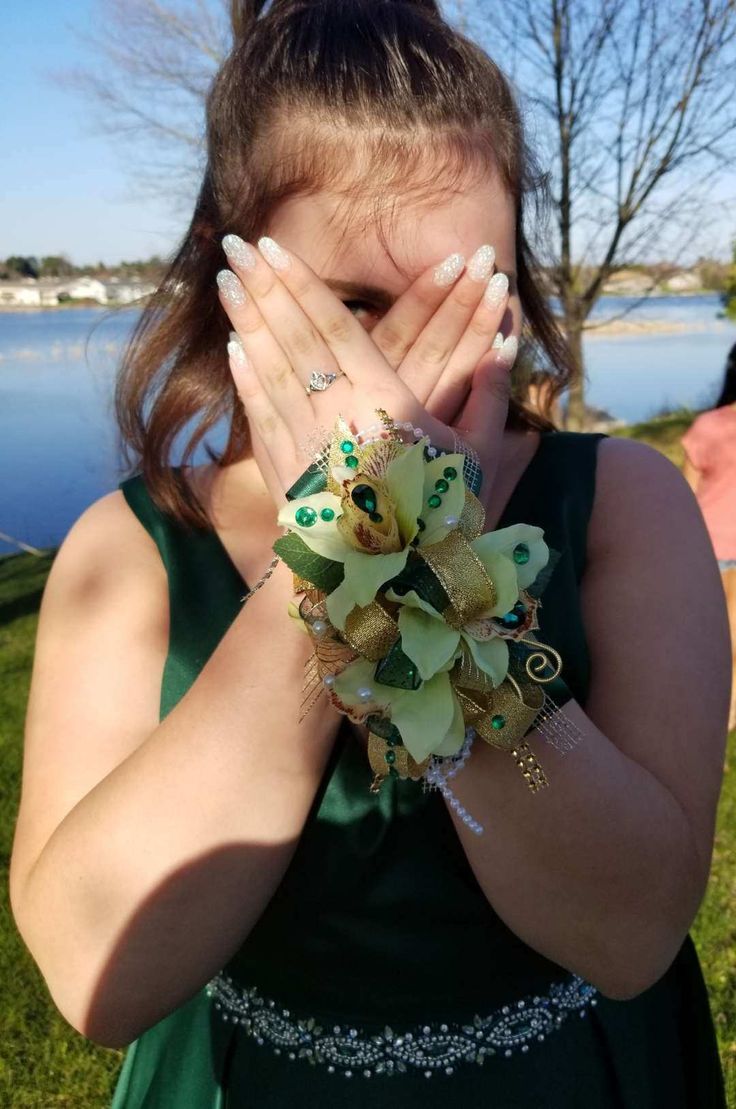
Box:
[681,341,736,731]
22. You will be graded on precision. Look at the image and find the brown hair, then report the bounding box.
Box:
[115,0,573,530]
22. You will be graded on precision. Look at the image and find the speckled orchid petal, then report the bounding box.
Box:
[418,452,466,547]
[277,492,346,561]
[331,656,388,718]
[389,671,456,763]
[384,439,426,545]
[468,545,519,617]
[471,523,548,590]
[397,606,461,682]
[432,690,466,757]
[326,548,410,631]
[461,631,510,688]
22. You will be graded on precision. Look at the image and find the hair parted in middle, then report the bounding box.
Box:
[115,0,575,529]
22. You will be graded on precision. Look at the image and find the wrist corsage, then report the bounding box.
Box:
[273,412,583,833]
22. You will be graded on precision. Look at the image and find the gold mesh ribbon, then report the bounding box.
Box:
[367,732,430,792]
[417,530,497,628]
[343,600,399,661]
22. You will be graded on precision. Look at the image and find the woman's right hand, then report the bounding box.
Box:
[218,234,514,508]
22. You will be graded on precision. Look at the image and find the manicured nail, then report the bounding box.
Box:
[222,234,257,270]
[217,269,247,306]
[492,333,518,367]
[227,339,247,367]
[433,252,465,287]
[258,236,291,270]
[484,271,509,308]
[467,244,496,282]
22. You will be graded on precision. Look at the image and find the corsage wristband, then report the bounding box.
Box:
[274,411,585,832]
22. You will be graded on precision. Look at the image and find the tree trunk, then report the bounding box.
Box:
[562,317,588,431]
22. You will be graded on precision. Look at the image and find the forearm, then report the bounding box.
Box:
[446,699,703,1000]
[16,559,337,1047]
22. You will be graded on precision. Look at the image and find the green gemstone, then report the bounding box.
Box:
[491,714,506,729]
[434,478,449,494]
[340,439,354,454]
[320,507,335,522]
[345,455,359,469]
[295,506,318,527]
[369,512,383,524]
[428,494,442,509]
[443,466,458,481]
[384,749,396,764]
[513,542,530,565]
[416,517,426,531]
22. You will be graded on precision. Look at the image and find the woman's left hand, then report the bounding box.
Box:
[218,235,513,502]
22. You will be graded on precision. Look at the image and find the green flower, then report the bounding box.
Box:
[386,523,548,687]
[331,656,466,763]
[278,439,467,630]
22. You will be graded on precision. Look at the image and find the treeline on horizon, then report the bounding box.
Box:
[2,252,734,292]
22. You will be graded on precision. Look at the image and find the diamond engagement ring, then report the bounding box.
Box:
[306,370,341,394]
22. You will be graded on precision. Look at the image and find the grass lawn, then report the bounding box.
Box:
[1,415,735,1105]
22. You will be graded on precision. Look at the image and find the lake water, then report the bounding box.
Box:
[1,295,735,554]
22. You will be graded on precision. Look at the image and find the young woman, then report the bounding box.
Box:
[10,1,731,1104]
[681,341,736,732]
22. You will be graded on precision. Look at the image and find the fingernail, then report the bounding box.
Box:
[493,333,518,367]
[484,271,509,308]
[467,244,496,282]
[433,252,465,287]
[217,270,247,306]
[222,234,257,270]
[258,236,291,271]
[227,339,247,367]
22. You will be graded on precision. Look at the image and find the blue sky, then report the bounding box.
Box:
[3,0,735,267]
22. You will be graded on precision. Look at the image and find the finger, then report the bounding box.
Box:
[455,344,515,445]
[216,267,313,440]
[251,234,397,392]
[222,235,347,395]
[226,335,297,493]
[369,251,466,369]
[397,246,500,404]
[425,272,512,424]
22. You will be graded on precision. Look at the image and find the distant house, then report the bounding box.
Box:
[0,280,41,306]
[661,271,701,293]
[64,276,108,302]
[602,269,657,295]
[102,278,157,304]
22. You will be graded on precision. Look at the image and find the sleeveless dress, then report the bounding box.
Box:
[110,430,726,1108]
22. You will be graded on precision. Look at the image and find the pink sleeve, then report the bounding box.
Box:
[681,416,711,471]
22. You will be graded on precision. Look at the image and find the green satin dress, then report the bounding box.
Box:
[110,430,726,1107]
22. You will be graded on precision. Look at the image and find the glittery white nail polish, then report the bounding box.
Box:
[227,339,247,367]
[467,244,496,282]
[484,271,509,308]
[217,270,247,306]
[492,331,504,349]
[496,334,518,367]
[258,236,291,270]
[433,252,465,287]
[222,234,257,270]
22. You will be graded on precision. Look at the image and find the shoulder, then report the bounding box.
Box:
[586,435,699,558]
[45,486,168,614]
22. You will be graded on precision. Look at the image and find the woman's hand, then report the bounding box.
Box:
[217,234,513,506]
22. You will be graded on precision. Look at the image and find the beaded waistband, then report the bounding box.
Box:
[206,972,599,1079]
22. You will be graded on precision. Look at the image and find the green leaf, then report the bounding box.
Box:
[273,532,344,592]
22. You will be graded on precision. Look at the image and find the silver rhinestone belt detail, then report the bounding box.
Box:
[206,972,599,1079]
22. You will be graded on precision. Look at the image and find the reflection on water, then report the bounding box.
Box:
[1,297,735,553]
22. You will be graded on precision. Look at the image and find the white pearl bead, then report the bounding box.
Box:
[427,446,437,458]
[443,515,459,527]
[311,619,328,637]
[357,687,374,702]
[414,427,424,437]
[323,673,336,689]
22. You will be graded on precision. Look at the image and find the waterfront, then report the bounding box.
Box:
[1,295,735,554]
